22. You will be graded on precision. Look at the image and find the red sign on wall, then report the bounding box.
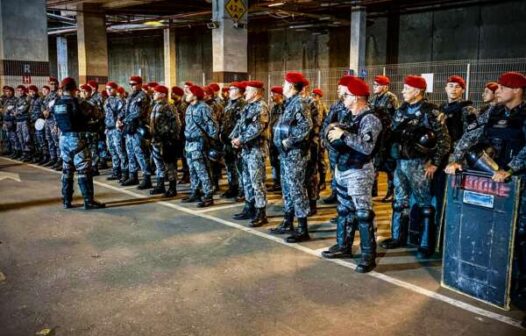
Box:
[22,74,32,84]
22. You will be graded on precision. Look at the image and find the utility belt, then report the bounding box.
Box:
[62,131,89,138]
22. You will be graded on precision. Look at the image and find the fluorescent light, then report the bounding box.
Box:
[268,2,285,7]
[144,20,164,27]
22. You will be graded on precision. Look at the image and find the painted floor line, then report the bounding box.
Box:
[3,158,524,330]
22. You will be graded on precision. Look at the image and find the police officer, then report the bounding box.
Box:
[171,86,190,184]
[42,77,61,169]
[440,75,476,145]
[208,83,222,107]
[380,75,451,258]
[28,85,47,164]
[221,87,229,108]
[231,80,269,227]
[270,72,313,242]
[320,76,354,205]
[88,80,109,170]
[445,71,526,305]
[269,86,284,192]
[149,85,181,197]
[103,81,128,182]
[369,75,399,201]
[312,88,329,191]
[13,85,32,162]
[480,82,501,115]
[220,81,246,199]
[2,86,20,159]
[205,85,224,193]
[182,85,218,207]
[54,77,105,210]
[321,76,383,273]
[80,84,102,175]
[118,75,152,189]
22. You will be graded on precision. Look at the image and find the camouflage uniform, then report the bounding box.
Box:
[184,100,218,200]
[14,93,32,158]
[173,100,189,181]
[29,94,47,160]
[2,96,19,154]
[104,95,127,176]
[221,97,245,196]
[42,91,60,162]
[269,101,284,188]
[382,99,451,256]
[230,99,269,210]
[303,96,321,210]
[315,99,329,187]
[208,98,224,191]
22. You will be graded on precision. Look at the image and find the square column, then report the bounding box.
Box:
[164,28,177,89]
[349,6,366,75]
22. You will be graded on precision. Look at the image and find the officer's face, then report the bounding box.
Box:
[373,83,385,94]
[482,88,495,103]
[402,84,422,103]
[283,81,294,98]
[245,87,257,101]
[16,89,23,97]
[29,90,37,97]
[271,93,282,103]
[185,92,195,103]
[495,85,518,104]
[5,90,13,97]
[229,87,240,100]
[106,87,115,96]
[80,90,89,99]
[129,82,140,92]
[445,83,464,101]
[42,88,49,96]
[337,84,347,99]
[343,92,357,110]
[50,82,58,90]
[153,91,164,101]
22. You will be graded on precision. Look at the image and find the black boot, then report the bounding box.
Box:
[269,212,294,234]
[107,167,122,181]
[61,175,74,209]
[137,174,152,190]
[322,210,355,258]
[165,180,177,197]
[286,217,310,243]
[182,190,201,203]
[355,210,377,273]
[323,191,337,204]
[197,195,214,208]
[372,177,378,197]
[249,207,268,227]
[52,159,63,171]
[380,205,409,249]
[221,187,238,199]
[233,200,255,220]
[121,171,139,186]
[78,175,105,210]
[417,206,435,258]
[119,169,129,185]
[150,177,166,195]
[308,199,318,216]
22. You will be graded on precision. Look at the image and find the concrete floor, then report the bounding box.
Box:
[0,157,524,336]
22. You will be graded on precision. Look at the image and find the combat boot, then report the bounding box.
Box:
[355,209,377,273]
[121,171,139,186]
[150,177,166,195]
[78,175,106,210]
[61,175,74,209]
[52,159,63,171]
[286,217,310,243]
[322,212,355,259]
[137,174,152,190]
[249,207,268,227]
[119,169,129,185]
[417,206,435,258]
[380,205,409,249]
[269,212,294,234]
[165,180,177,197]
[221,187,238,199]
[197,195,214,208]
[308,199,318,216]
[106,167,121,181]
[233,200,255,220]
[182,190,201,203]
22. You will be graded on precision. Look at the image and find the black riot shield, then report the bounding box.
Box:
[441,170,521,310]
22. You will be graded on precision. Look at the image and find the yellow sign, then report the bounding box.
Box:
[225,0,246,21]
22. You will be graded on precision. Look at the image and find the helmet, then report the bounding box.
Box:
[34,118,46,131]
[136,124,151,139]
[324,122,348,152]
[207,148,223,163]
[466,148,499,174]
[411,127,437,155]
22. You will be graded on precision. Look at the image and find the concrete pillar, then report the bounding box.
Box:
[164,28,177,88]
[212,0,248,84]
[57,36,69,80]
[77,3,108,88]
[0,0,49,88]
[349,6,366,75]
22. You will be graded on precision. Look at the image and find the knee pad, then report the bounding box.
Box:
[392,202,409,213]
[356,209,375,222]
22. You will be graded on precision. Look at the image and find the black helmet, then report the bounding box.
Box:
[412,127,437,155]
[207,148,223,163]
[137,124,151,139]
[324,122,348,152]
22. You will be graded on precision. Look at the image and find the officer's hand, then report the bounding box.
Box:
[116,120,123,129]
[445,162,462,175]
[328,127,344,142]
[43,110,49,118]
[424,164,438,179]
[231,138,241,148]
[492,170,511,183]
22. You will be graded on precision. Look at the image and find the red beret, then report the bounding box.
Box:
[447,75,465,89]
[101,90,108,98]
[142,84,150,90]
[346,77,370,97]
[105,81,118,89]
[246,80,264,89]
[49,77,58,84]
[404,75,427,90]
[3,86,14,92]
[42,85,50,91]
[147,81,158,88]
[229,81,246,91]
[28,85,39,92]
[338,75,354,86]
[171,86,184,96]
[203,85,214,96]
[374,75,390,86]
[87,80,98,89]
[117,86,125,95]
[80,84,92,92]
[312,88,323,97]
[184,81,194,87]
[271,86,283,95]
[129,75,142,84]
[16,85,27,93]
[189,85,204,100]
[154,85,168,95]
[209,83,220,92]
[498,71,526,89]
[285,72,306,84]
[485,82,499,92]
[222,87,229,93]
[60,77,76,90]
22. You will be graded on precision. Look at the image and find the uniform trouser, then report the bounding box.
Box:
[5,122,20,152]
[106,128,128,172]
[329,149,338,194]
[125,132,151,175]
[176,134,189,174]
[224,144,242,193]
[269,145,280,183]
[334,163,376,250]
[32,125,48,156]
[59,134,92,201]
[86,132,100,169]
[151,142,166,178]
[0,126,9,153]
[186,153,213,197]
[319,145,327,178]
[306,141,320,201]
[16,121,32,153]
[98,132,109,162]
[280,149,310,218]
[241,147,267,208]
[44,119,60,160]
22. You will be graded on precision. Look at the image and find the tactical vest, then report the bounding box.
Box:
[54,96,88,133]
[483,103,526,169]
[441,100,472,143]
